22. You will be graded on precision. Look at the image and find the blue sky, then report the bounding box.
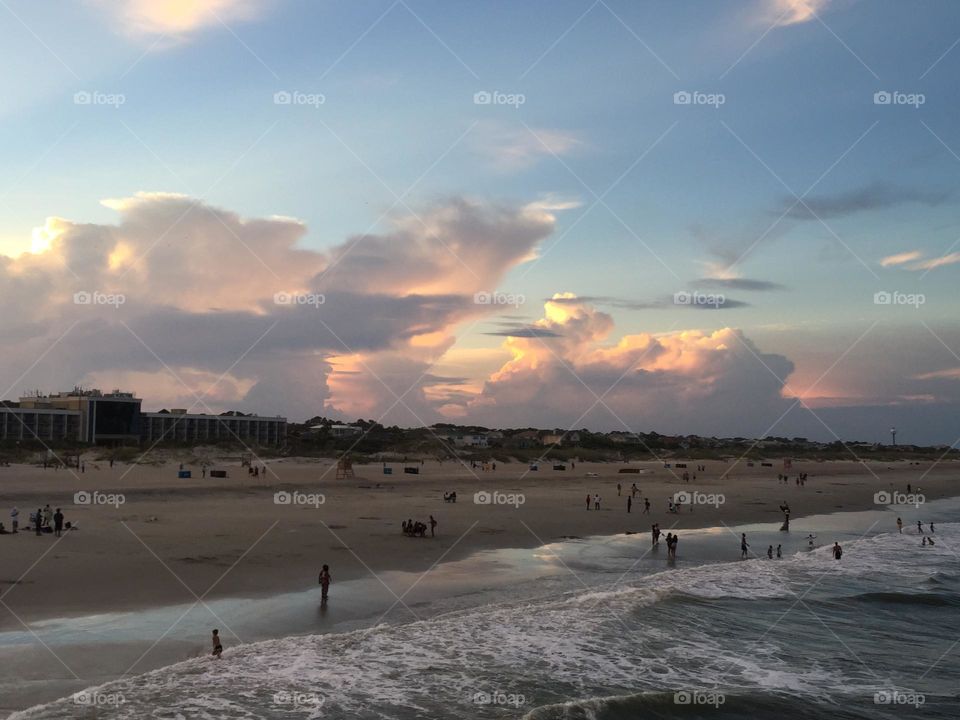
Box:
[2,0,960,443]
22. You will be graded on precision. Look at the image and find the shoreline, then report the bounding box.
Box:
[4,494,959,719]
[0,457,955,627]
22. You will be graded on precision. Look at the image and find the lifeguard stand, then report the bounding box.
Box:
[336,456,355,480]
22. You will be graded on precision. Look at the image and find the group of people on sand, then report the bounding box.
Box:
[3,504,67,537]
[402,516,438,537]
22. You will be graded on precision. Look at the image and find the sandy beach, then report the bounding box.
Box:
[1,455,955,627]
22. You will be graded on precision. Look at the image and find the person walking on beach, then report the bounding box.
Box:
[617,483,621,497]
[10,506,18,534]
[917,521,923,534]
[586,494,591,511]
[740,534,749,559]
[643,498,650,514]
[930,522,935,533]
[211,629,223,658]
[594,494,601,511]
[35,508,42,536]
[627,496,632,513]
[896,517,903,533]
[631,483,638,498]
[53,508,63,537]
[429,515,437,537]
[832,542,843,560]
[318,564,332,602]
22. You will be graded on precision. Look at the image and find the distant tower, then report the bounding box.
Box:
[890,426,897,447]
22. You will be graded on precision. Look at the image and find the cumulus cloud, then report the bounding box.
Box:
[457,294,796,436]
[0,193,556,421]
[95,0,264,38]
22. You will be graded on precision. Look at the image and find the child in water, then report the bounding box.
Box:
[211,629,223,659]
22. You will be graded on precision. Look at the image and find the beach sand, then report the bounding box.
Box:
[0,456,954,627]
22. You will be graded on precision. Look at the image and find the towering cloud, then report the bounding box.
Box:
[460,294,797,437]
[0,193,555,420]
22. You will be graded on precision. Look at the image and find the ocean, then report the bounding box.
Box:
[6,503,959,719]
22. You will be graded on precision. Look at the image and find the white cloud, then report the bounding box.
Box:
[880,249,960,271]
[475,123,582,172]
[765,0,831,26]
[880,250,922,267]
[96,0,264,38]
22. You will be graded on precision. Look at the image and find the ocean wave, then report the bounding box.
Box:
[13,525,957,719]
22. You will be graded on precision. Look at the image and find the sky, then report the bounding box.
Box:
[2,0,960,445]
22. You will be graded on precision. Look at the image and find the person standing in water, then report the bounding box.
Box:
[832,542,843,560]
[896,517,903,533]
[740,533,749,559]
[917,520,923,534]
[776,544,782,558]
[767,545,773,559]
[318,564,332,602]
[211,629,223,658]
